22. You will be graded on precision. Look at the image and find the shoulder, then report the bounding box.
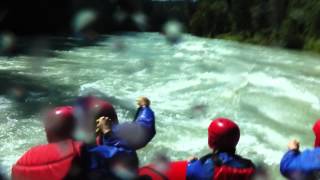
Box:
[223,154,255,169]
[282,148,320,162]
[15,140,82,167]
[137,107,155,120]
[302,147,320,155]
[142,106,154,113]
[12,140,82,180]
[187,155,214,179]
[296,148,320,163]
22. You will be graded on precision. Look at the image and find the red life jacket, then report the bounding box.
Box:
[207,153,255,180]
[214,164,255,180]
[139,161,188,180]
[12,139,82,180]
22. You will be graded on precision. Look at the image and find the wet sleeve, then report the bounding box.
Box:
[134,107,155,129]
[102,107,156,150]
[280,150,300,177]
[280,149,320,178]
[101,125,130,148]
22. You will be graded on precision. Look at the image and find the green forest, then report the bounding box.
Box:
[189,0,320,53]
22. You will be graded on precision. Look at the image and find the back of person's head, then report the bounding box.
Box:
[44,106,75,143]
[73,96,118,143]
[137,97,150,107]
[208,118,240,153]
[75,96,118,123]
[313,119,320,147]
[110,152,139,179]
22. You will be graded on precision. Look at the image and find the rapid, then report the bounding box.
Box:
[1,32,320,179]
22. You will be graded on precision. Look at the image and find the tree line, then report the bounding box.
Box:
[1,0,320,53]
[189,0,320,53]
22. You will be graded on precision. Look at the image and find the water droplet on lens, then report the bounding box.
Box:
[0,32,16,54]
[132,12,147,31]
[163,20,183,44]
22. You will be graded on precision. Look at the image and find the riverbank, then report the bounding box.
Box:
[188,0,320,54]
[2,0,320,54]
[213,33,320,54]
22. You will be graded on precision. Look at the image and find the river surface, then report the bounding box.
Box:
[1,32,320,179]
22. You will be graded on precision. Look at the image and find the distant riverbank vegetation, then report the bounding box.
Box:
[1,0,320,53]
[189,0,320,53]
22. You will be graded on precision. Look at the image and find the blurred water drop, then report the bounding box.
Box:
[7,86,27,102]
[132,12,147,31]
[153,153,170,163]
[0,32,16,54]
[112,165,137,180]
[113,38,126,52]
[26,38,52,73]
[113,9,127,24]
[73,9,97,33]
[253,163,270,180]
[74,127,95,144]
[150,153,170,174]
[115,123,149,149]
[190,104,207,119]
[163,20,183,44]
[72,9,98,41]
[29,38,51,56]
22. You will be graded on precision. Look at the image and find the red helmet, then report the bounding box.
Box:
[74,96,118,143]
[313,119,320,147]
[44,106,75,143]
[76,96,118,123]
[208,118,240,150]
[89,97,118,123]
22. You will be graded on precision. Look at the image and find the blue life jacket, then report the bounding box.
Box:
[84,144,138,179]
[187,152,255,180]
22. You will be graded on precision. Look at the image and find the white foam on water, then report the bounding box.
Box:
[0,96,43,175]
[1,33,320,179]
[247,72,320,110]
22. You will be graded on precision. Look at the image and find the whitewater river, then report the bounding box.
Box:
[1,32,320,179]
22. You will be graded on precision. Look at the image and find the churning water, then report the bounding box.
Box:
[1,32,320,179]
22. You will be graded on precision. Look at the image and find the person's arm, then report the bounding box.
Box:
[97,117,150,150]
[133,106,156,147]
[134,107,155,130]
[96,97,156,150]
[280,150,301,177]
[280,140,301,177]
[280,140,320,178]
[134,97,155,131]
[102,125,131,148]
[96,117,132,148]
